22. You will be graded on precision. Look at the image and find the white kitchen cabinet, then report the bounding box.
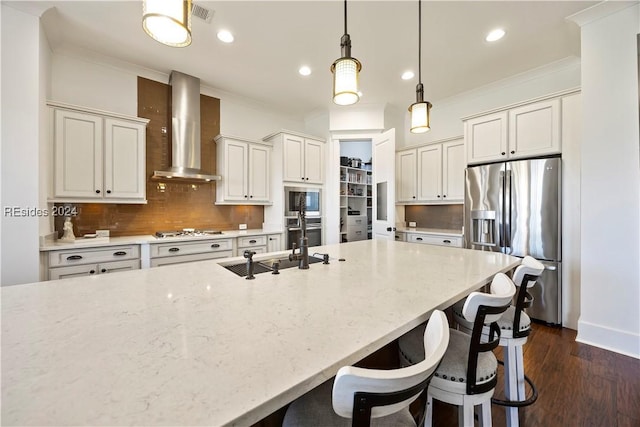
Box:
[49,102,148,203]
[396,138,465,204]
[406,233,463,248]
[215,135,271,204]
[46,244,141,280]
[267,234,282,252]
[237,235,268,255]
[263,131,325,185]
[465,98,561,165]
[149,238,234,267]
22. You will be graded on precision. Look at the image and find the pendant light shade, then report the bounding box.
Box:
[409,0,432,133]
[142,0,192,47]
[331,1,361,106]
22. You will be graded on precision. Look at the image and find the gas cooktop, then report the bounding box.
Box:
[155,229,223,238]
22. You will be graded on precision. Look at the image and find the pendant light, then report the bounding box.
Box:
[409,0,432,133]
[330,0,362,106]
[142,0,192,47]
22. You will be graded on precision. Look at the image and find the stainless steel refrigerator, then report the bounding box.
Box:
[464,157,561,325]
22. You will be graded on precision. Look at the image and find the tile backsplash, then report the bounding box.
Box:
[404,204,463,230]
[54,77,263,238]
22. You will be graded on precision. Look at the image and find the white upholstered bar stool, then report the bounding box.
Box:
[452,256,544,427]
[282,310,450,427]
[398,273,516,427]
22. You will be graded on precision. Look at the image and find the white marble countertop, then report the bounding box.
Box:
[40,229,284,251]
[395,226,463,237]
[3,240,518,426]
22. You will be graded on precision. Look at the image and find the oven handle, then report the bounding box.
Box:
[288,226,322,231]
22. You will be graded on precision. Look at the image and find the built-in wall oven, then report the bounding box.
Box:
[286,217,322,250]
[284,187,321,217]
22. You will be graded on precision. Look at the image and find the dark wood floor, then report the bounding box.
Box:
[254,323,640,427]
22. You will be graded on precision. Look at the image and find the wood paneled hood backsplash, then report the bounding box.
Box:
[55,77,263,238]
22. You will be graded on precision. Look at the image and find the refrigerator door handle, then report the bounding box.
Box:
[504,169,512,253]
[544,265,558,271]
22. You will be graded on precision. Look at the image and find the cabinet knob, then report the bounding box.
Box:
[249,239,257,244]
[510,150,515,154]
[106,190,112,194]
[89,270,96,274]
[437,195,441,198]
[412,196,416,199]
[501,152,506,156]
[249,195,253,198]
[113,251,127,256]
[95,190,101,194]
[244,195,248,198]
[211,244,220,248]
[101,268,107,273]
[305,177,309,181]
[443,195,447,198]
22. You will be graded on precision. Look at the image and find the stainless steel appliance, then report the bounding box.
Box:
[465,157,561,325]
[286,217,322,250]
[284,187,321,217]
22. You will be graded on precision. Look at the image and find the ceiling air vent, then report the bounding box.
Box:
[191,3,214,23]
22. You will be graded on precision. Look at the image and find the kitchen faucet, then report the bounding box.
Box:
[244,250,256,279]
[289,193,309,269]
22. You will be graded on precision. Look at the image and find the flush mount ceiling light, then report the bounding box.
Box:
[402,71,415,80]
[299,66,312,76]
[486,28,506,42]
[409,0,432,133]
[142,0,192,47]
[330,0,362,106]
[217,30,234,43]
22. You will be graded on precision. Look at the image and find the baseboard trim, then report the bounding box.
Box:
[576,320,640,359]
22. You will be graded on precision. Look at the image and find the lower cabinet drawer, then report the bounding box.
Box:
[49,259,140,280]
[407,234,462,247]
[48,245,140,267]
[150,251,233,267]
[237,235,268,248]
[347,226,368,242]
[346,215,367,226]
[151,239,233,257]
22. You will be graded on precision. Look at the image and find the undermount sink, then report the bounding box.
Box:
[223,256,323,277]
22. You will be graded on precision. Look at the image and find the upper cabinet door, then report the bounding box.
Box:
[465,111,508,165]
[442,139,465,202]
[248,143,270,201]
[396,150,417,202]
[54,109,103,198]
[104,118,146,200]
[282,134,305,182]
[224,139,249,201]
[417,145,442,202]
[508,99,561,159]
[304,139,323,184]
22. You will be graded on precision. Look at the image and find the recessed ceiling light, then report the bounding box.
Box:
[299,66,312,76]
[401,71,415,80]
[485,28,505,42]
[217,30,234,43]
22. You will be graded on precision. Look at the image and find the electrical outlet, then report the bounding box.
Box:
[239,224,247,230]
[96,229,110,238]
[409,221,417,228]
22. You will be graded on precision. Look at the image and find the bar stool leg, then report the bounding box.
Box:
[505,342,520,427]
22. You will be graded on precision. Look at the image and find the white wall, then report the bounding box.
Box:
[400,57,582,149]
[329,104,385,132]
[571,3,640,358]
[1,4,46,285]
[51,50,306,142]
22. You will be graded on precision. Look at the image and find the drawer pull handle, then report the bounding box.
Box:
[89,270,96,274]
[101,268,107,273]
[211,244,220,248]
[249,240,257,244]
[416,237,423,241]
[443,240,451,244]
[67,255,83,261]
[169,248,180,252]
[113,251,127,256]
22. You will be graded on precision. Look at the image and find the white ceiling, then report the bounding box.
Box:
[14,1,597,118]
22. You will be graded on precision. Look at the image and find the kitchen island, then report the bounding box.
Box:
[2,240,519,426]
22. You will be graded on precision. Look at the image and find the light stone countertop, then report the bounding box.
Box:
[39,228,284,251]
[3,240,518,426]
[395,226,463,237]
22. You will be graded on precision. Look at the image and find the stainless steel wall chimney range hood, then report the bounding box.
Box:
[152,71,221,182]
